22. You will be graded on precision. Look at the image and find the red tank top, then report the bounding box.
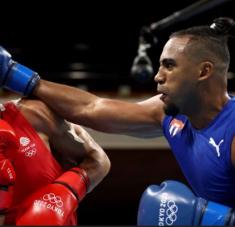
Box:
[1,101,77,225]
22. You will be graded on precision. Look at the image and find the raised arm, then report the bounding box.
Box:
[48,121,111,192]
[68,123,111,192]
[33,80,165,138]
[0,46,165,138]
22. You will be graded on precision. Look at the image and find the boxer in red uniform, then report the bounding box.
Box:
[0,98,110,225]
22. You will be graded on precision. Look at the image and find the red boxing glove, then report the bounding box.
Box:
[0,119,19,154]
[0,159,16,185]
[16,167,89,225]
[0,159,16,213]
[0,119,18,213]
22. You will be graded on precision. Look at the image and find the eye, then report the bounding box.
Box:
[165,62,174,70]
[162,59,176,70]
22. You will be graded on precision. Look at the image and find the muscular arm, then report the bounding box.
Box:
[49,122,110,193]
[69,124,111,192]
[18,99,110,192]
[34,80,165,138]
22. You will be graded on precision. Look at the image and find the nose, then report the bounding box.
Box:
[154,70,165,85]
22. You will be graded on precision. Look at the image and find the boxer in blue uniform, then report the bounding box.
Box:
[0,17,235,224]
[162,96,235,207]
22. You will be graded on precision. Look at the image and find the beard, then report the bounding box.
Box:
[163,103,180,117]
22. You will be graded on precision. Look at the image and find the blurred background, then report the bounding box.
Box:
[0,0,235,224]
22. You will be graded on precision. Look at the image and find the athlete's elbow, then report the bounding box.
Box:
[100,151,111,178]
[93,148,111,181]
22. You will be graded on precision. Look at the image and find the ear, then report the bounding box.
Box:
[198,61,214,81]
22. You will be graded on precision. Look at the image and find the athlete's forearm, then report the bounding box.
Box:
[33,80,161,137]
[72,125,111,192]
[33,79,99,123]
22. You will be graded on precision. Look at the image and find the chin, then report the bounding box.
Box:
[163,103,180,117]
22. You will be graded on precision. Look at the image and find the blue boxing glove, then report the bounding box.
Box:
[0,46,40,95]
[137,180,233,226]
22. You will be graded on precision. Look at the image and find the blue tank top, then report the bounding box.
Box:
[162,97,235,208]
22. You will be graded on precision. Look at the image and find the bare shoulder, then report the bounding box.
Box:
[16,98,62,136]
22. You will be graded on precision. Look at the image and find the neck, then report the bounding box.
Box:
[187,91,230,129]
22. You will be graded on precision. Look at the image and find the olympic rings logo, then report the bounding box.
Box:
[43,193,63,207]
[165,200,178,225]
[25,149,36,157]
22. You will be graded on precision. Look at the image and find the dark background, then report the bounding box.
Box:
[1,0,235,92]
[1,0,235,225]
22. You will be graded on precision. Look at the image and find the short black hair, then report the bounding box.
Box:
[170,17,235,66]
